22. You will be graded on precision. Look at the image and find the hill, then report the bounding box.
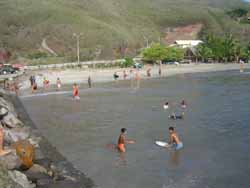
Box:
[0,0,249,61]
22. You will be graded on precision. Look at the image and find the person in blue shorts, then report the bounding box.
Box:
[168,127,183,150]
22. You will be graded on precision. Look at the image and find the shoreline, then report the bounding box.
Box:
[18,63,250,94]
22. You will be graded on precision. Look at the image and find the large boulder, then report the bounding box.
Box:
[0,164,23,188]
[34,158,52,172]
[0,151,22,170]
[4,127,30,143]
[37,180,84,188]
[2,113,23,128]
[28,136,42,148]
[24,164,51,183]
[8,170,36,188]
[0,97,15,113]
[13,140,35,170]
[0,106,8,120]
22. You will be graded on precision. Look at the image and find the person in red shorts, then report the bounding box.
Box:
[73,83,80,100]
[117,128,135,153]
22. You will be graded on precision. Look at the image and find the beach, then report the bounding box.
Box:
[19,63,250,91]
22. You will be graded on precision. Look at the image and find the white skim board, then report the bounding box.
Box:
[155,141,169,147]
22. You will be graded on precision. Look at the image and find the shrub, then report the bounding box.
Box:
[28,52,48,59]
[120,57,134,68]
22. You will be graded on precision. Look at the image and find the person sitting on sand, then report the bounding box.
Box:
[114,72,119,80]
[117,128,135,153]
[163,102,169,109]
[73,83,80,100]
[56,78,62,91]
[169,112,185,120]
[168,126,183,150]
[181,100,187,108]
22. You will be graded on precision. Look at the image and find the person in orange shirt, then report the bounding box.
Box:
[117,128,135,153]
[73,83,80,100]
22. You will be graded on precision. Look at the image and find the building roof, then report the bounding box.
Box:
[174,40,203,48]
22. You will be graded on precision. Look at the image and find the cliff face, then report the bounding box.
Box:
[0,0,248,59]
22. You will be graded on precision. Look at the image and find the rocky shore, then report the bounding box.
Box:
[0,91,94,188]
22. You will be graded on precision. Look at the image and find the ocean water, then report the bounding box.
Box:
[22,70,250,188]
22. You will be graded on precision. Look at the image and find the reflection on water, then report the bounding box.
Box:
[22,70,250,188]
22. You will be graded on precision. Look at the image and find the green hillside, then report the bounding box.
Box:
[0,0,249,60]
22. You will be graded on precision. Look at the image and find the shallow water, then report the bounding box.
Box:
[22,70,250,188]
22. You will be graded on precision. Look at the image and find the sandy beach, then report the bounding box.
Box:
[19,63,250,90]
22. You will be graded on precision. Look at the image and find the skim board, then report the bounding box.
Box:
[155,141,169,148]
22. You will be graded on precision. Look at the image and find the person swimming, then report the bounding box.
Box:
[167,126,183,150]
[169,112,185,120]
[181,100,187,108]
[117,128,135,153]
[73,83,80,100]
[163,102,169,109]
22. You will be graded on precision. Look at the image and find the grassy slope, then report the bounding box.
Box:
[0,0,249,59]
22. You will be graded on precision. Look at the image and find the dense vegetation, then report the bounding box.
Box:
[0,0,249,62]
[142,44,184,63]
[197,34,250,62]
[142,34,250,64]
[226,7,250,24]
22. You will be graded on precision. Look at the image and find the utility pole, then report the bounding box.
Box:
[143,35,149,48]
[73,33,83,64]
[158,36,161,44]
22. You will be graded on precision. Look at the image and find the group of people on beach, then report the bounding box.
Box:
[113,68,154,81]
[117,100,187,153]
[29,75,92,97]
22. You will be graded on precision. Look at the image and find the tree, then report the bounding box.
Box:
[202,34,237,62]
[205,34,224,62]
[227,8,248,19]
[241,43,250,61]
[221,34,237,62]
[142,44,184,62]
[197,44,213,62]
[165,47,185,62]
[142,43,168,62]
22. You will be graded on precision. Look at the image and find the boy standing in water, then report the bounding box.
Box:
[56,77,62,91]
[168,127,183,150]
[73,83,80,100]
[117,128,135,153]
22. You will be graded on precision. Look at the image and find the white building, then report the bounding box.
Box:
[173,40,203,48]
